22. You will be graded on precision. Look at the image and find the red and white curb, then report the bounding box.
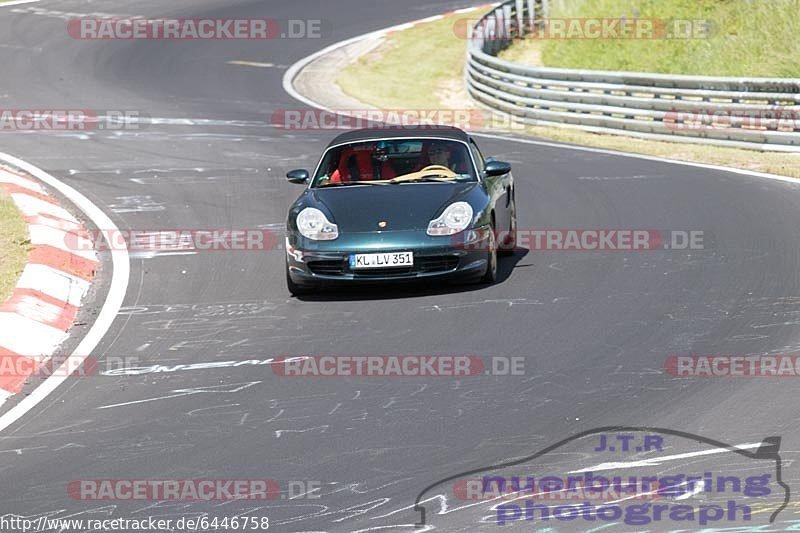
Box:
[0,165,98,405]
[0,153,127,433]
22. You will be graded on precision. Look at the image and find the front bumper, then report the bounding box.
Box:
[286,228,491,287]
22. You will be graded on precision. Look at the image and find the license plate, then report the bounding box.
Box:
[350,252,414,269]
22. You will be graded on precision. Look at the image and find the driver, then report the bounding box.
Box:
[427,141,452,168]
[425,141,469,174]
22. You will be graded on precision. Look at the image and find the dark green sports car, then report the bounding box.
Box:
[284,126,516,295]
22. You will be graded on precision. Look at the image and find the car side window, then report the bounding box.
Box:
[469,140,485,173]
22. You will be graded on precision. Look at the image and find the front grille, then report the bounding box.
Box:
[307,255,459,277]
[416,256,460,272]
[354,266,414,277]
[307,259,347,275]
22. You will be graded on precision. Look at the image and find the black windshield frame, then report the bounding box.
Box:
[311,138,478,188]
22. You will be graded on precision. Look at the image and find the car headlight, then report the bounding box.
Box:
[427,202,473,236]
[296,207,338,240]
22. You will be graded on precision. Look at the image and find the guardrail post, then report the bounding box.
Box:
[467,19,483,55]
[501,5,512,46]
[485,15,497,55]
[492,9,504,54]
[526,0,536,35]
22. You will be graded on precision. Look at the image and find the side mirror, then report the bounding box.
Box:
[287,169,310,184]
[484,160,511,177]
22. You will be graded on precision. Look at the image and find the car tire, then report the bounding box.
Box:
[480,222,498,284]
[498,199,517,256]
[286,263,314,296]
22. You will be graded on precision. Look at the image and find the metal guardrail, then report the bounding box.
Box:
[466,0,800,151]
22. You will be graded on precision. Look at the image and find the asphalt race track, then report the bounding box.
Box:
[2,0,800,531]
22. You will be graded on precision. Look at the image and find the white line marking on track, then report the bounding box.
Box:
[0,390,12,405]
[0,153,129,433]
[390,23,414,31]
[675,482,706,500]
[227,60,282,68]
[129,251,198,259]
[0,0,40,7]
[97,381,260,410]
[353,525,433,532]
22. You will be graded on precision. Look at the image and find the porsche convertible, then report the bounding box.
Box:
[284,126,516,295]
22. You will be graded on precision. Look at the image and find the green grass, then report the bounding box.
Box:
[335,10,800,179]
[502,0,800,76]
[337,13,477,109]
[0,189,29,303]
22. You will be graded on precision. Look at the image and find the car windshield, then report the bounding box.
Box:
[312,139,476,187]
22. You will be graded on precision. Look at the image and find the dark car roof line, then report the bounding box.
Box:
[312,136,480,187]
[323,135,471,152]
[326,126,471,148]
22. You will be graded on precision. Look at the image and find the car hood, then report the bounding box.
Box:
[307,182,479,232]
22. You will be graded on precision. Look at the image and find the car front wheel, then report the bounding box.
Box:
[480,223,498,284]
[499,198,517,256]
